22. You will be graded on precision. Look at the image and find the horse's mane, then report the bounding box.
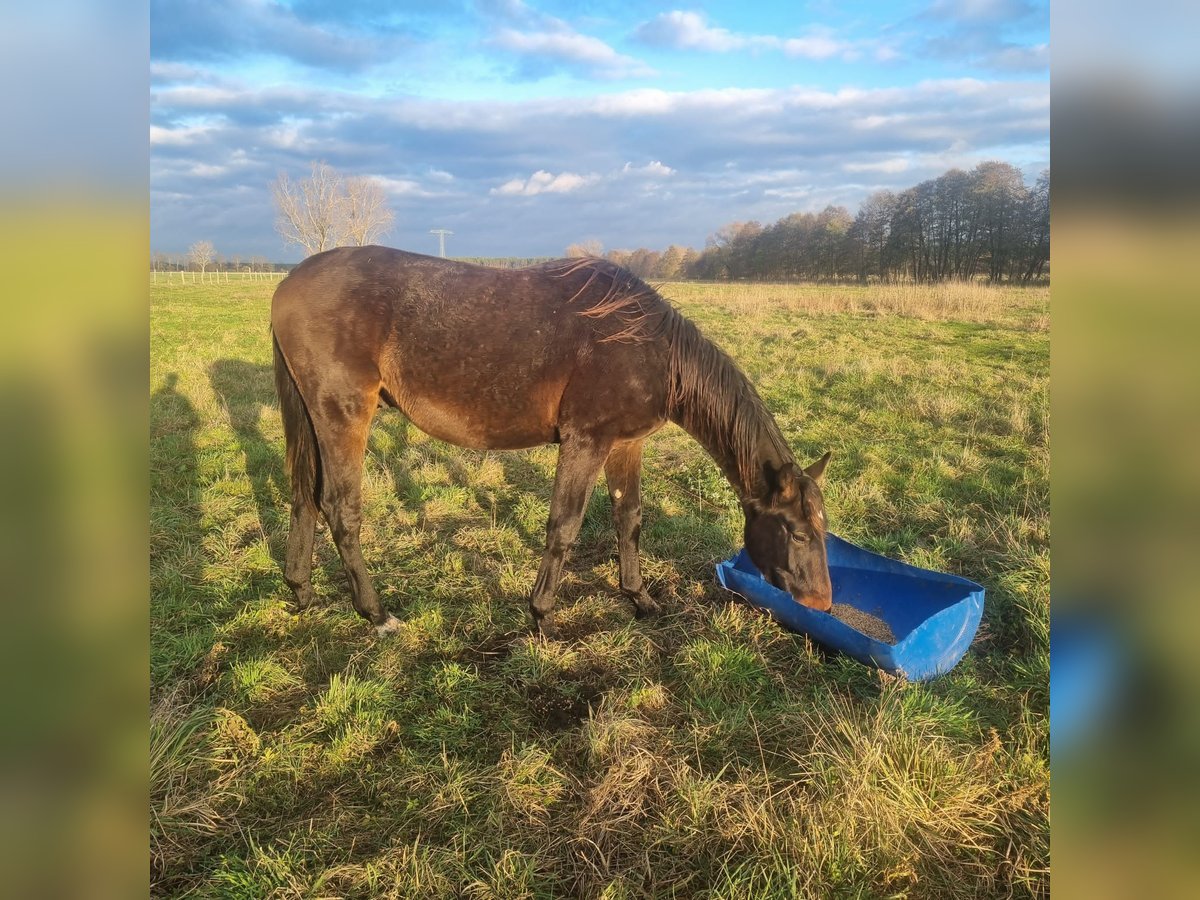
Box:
[663,312,793,495]
[540,256,666,343]
[540,256,792,495]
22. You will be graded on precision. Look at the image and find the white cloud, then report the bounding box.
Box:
[855,114,893,130]
[634,11,856,60]
[150,123,215,146]
[493,160,677,197]
[591,86,776,118]
[377,176,427,196]
[492,169,599,196]
[781,35,846,61]
[483,3,655,80]
[621,160,675,177]
[634,11,745,52]
[492,28,654,78]
[843,158,910,174]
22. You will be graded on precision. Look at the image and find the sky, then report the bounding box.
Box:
[150,0,1049,261]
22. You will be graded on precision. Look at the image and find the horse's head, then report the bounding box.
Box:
[743,452,832,611]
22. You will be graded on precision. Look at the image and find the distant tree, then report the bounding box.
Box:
[972,161,1028,281]
[680,247,700,278]
[658,244,687,279]
[188,240,215,280]
[642,249,665,278]
[274,162,344,256]
[604,248,631,269]
[565,239,604,258]
[850,191,896,282]
[1024,169,1050,282]
[813,205,854,280]
[342,176,395,246]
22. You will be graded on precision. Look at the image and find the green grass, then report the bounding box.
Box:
[151,277,1049,898]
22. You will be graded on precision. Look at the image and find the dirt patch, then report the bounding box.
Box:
[831,603,896,644]
[242,693,308,733]
[457,630,520,670]
[526,683,597,731]
[524,664,613,732]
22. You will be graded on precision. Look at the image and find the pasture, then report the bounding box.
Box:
[151,275,1048,898]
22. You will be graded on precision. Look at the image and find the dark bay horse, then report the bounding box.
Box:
[271,247,832,637]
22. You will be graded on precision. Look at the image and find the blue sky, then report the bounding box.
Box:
[150,0,1048,260]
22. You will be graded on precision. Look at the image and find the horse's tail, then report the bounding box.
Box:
[273,332,321,514]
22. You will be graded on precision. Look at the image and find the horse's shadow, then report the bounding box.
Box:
[209,360,291,564]
[207,359,728,622]
[208,362,462,563]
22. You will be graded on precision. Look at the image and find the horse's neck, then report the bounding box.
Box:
[664,318,793,502]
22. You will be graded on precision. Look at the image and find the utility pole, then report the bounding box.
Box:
[429,229,453,258]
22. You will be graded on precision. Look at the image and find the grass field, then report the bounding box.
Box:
[151,275,1049,898]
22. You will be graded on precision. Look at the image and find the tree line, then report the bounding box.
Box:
[152,246,285,274]
[569,161,1048,283]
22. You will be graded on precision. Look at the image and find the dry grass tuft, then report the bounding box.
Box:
[150,692,243,891]
[498,745,568,823]
[574,748,664,880]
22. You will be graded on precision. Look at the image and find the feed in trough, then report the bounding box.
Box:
[830,603,895,644]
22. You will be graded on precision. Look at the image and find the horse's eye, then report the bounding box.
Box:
[790,531,809,544]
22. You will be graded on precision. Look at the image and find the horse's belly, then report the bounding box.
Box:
[396,391,557,450]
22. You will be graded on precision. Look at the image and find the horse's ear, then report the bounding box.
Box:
[741,496,763,516]
[764,461,801,504]
[804,451,831,484]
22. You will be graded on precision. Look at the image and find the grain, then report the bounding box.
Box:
[831,603,896,644]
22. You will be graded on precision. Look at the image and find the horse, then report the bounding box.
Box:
[271,247,832,638]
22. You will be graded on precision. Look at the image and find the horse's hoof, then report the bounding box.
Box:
[629,591,661,619]
[287,586,318,612]
[535,618,562,641]
[375,614,402,636]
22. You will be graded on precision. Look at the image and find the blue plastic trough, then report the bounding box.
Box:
[715,533,985,681]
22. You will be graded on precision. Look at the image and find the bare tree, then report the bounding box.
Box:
[342,176,394,246]
[273,162,345,257]
[565,239,603,258]
[188,240,215,280]
[273,162,398,257]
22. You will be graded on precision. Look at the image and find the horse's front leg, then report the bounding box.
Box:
[604,439,660,618]
[530,435,612,639]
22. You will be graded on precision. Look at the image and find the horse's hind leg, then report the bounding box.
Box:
[530,435,612,638]
[312,382,400,634]
[604,439,660,618]
[283,499,318,610]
